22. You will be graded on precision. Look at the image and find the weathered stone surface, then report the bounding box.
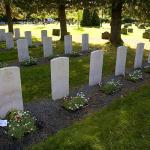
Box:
[134,43,144,69]
[17,39,30,62]
[64,35,72,54]
[41,30,47,43]
[25,31,32,46]
[148,53,150,63]
[14,28,20,39]
[82,34,89,51]
[0,29,5,41]
[89,50,104,86]
[115,46,127,76]
[0,67,23,118]
[43,37,53,57]
[51,57,69,100]
[5,33,14,49]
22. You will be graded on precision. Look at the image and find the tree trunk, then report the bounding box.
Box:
[110,0,123,46]
[5,2,13,33]
[58,4,67,41]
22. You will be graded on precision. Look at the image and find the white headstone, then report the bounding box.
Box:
[17,39,30,62]
[51,57,69,100]
[82,34,89,51]
[134,43,144,69]
[0,29,5,41]
[115,46,127,76]
[89,50,104,86]
[25,31,32,46]
[14,28,20,39]
[41,30,47,43]
[5,33,14,49]
[43,37,53,57]
[64,35,72,54]
[148,52,150,63]
[0,67,23,118]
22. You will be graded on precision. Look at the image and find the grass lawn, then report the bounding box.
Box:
[29,83,150,150]
[0,24,150,102]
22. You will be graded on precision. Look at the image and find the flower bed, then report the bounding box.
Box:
[127,70,143,82]
[6,110,37,139]
[99,79,122,95]
[21,57,38,66]
[63,93,88,112]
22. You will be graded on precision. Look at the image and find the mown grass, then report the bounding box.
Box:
[0,40,149,102]
[29,83,150,150]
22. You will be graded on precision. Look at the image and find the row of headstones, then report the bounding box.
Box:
[0,43,150,118]
[0,29,89,55]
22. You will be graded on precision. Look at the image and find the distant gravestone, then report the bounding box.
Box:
[89,50,104,86]
[17,39,30,62]
[5,33,14,49]
[0,29,5,41]
[115,46,127,76]
[14,28,20,39]
[134,43,144,69]
[25,31,32,46]
[148,53,150,63]
[43,37,53,57]
[51,57,69,100]
[41,30,47,43]
[0,67,23,118]
[64,35,72,54]
[82,34,89,51]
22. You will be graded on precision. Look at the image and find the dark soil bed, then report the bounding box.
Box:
[0,67,150,150]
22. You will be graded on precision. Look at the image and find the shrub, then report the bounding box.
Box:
[102,32,110,39]
[91,9,100,27]
[143,32,150,39]
[99,79,122,95]
[128,28,133,33]
[80,8,92,27]
[21,57,38,66]
[52,29,60,36]
[121,28,128,35]
[138,24,145,29]
[7,110,36,139]
[63,92,88,112]
[127,70,143,82]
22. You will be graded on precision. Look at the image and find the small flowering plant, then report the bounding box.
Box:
[63,92,88,112]
[0,62,7,68]
[99,79,122,95]
[6,110,36,139]
[127,70,143,82]
[21,57,38,66]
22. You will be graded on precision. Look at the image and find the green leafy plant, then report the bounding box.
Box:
[99,79,122,95]
[7,110,37,139]
[21,57,38,66]
[127,70,143,82]
[0,62,7,68]
[63,92,88,112]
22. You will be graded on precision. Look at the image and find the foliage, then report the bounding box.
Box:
[30,83,150,150]
[99,79,122,95]
[80,8,92,27]
[127,70,143,82]
[0,61,7,68]
[91,9,100,27]
[21,57,38,66]
[7,110,36,139]
[63,92,88,111]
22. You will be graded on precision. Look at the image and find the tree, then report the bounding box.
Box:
[80,8,92,27]
[91,9,100,27]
